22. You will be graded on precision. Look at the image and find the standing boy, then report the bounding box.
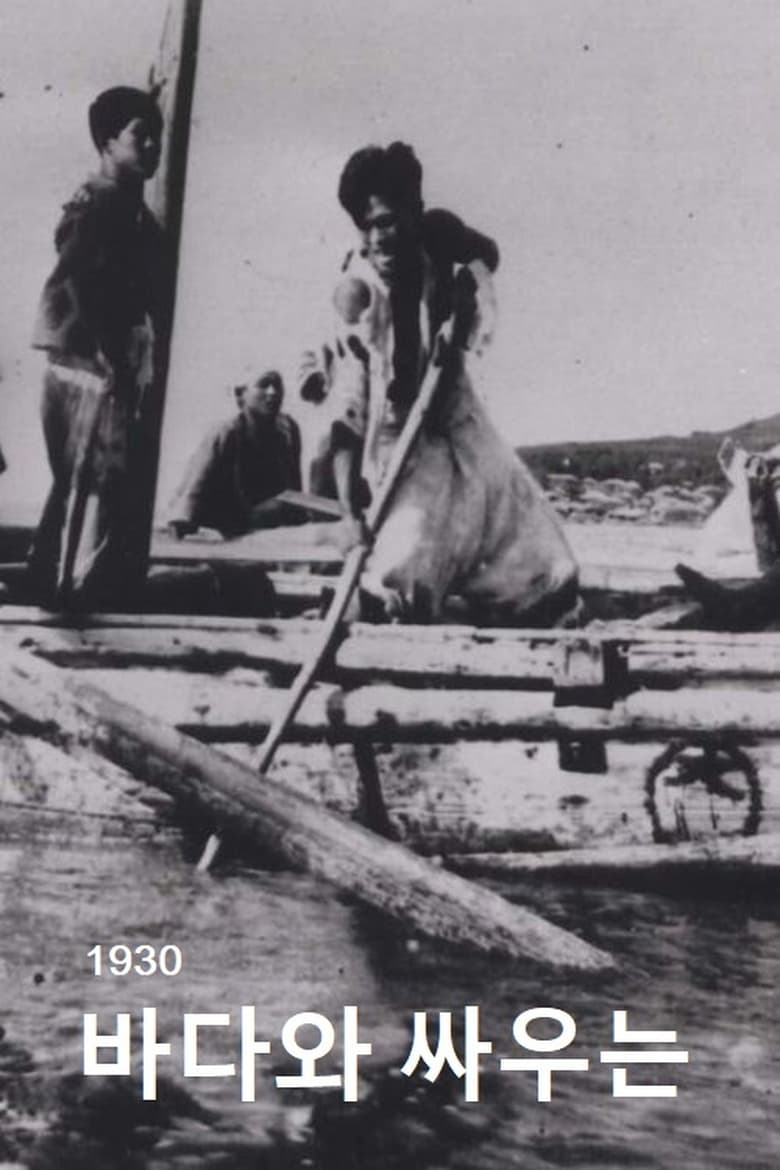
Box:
[28,86,165,609]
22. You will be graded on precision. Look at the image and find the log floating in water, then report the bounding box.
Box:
[0,640,615,972]
[446,833,780,879]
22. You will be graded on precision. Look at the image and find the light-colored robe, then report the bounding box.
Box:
[328,250,578,623]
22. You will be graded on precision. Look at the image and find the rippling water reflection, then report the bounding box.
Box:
[0,836,777,1168]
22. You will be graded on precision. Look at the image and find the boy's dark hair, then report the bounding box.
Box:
[88,86,163,151]
[338,141,423,227]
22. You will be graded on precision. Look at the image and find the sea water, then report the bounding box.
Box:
[0,830,777,1169]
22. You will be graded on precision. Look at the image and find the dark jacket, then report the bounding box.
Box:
[169,411,302,537]
[32,174,164,377]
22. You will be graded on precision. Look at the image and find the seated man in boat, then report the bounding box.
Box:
[168,370,303,539]
[301,141,578,624]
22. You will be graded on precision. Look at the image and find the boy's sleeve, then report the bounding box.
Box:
[32,187,114,366]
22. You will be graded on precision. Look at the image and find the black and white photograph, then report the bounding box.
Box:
[0,1,777,1166]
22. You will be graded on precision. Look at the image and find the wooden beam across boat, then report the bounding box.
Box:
[3,610,780,687]
[0,638,615,973]
[446,834,780,880]
[11,666,780,744]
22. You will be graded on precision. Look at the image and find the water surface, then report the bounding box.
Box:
[0,832,776,1168]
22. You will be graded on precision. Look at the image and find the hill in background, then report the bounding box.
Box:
[517,410,780,525]
[518,410,780,488]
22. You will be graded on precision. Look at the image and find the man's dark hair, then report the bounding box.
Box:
[88,86,163,151]
[338,141,423,226]
[256,370,284,395]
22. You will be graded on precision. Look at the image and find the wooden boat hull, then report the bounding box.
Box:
[1,612,778,875]
[1,520,778,881]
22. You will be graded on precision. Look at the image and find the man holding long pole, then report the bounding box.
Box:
[309,141,578,626]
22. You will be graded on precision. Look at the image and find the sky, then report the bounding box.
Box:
[2,0,780,516]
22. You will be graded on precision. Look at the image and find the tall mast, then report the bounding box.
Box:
[137,0,203,576]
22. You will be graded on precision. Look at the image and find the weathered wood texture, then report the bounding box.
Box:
[136,0,202,571]
[0,728,173,844]
[446,833,780,878]
[4,611,780,686]
[4,660,773,747]
[0,640,615,971]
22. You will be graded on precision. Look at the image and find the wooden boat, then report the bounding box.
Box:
[1,4,777,977]
[1,518,778,888]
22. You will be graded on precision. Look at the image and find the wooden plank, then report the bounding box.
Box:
[4,623,319,673]
[0,607,322,632]
[0,639,615,972]
[5,616,780,687]
[331,684,780,741]
[337,624,558,685]
[45,669,780,743]
[446,833,780,878]
[4,605,780,649]
[151,524,343,569]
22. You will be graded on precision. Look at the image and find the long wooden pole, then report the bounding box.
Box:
[258,326,459,759]
[136,0,202,579]
[196,324,460,869]
[0,639,615,972]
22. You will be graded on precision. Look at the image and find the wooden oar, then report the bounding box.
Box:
[196,323,456,871]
